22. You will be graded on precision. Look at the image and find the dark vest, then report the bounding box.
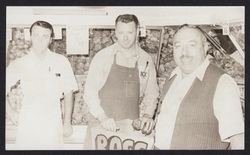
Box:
[160,64,230,150]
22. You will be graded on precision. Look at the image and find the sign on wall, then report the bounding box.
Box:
[66,25,89,55]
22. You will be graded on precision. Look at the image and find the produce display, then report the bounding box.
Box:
[6,25,245,125]
[139,29,161,64]
[157,26,177,78]
[6,28,31,66]
[230,24,244,51]
[89,29,115,58]
[67,55,90,75]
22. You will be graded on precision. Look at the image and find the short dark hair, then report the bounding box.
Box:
[30,20,54,38]
[115,14,139,28]
[174,24,207,44]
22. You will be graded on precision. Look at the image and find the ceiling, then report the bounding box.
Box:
[6,6,244,26]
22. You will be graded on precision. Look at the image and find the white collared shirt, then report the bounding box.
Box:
[154,57,244,149]
[6,49,78,104]
[6,49,79,149]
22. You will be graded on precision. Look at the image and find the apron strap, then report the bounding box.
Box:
[113,54,117,65]
[135,60,138,69]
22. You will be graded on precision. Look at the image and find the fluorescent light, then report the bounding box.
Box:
[33,8,108,16]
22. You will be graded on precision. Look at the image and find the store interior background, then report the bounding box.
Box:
[5,6,245,149]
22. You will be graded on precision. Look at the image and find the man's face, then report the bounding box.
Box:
[115,21,138,50]
[30,25,52,52]
[173,27,207,75]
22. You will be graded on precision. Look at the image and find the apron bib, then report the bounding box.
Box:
[84,54,140,149]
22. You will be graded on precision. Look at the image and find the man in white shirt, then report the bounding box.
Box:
[154,24,244,150]
[83,14,159,149]
[6,21,78,149]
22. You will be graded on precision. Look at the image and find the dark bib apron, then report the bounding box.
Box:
[84,54,140,149]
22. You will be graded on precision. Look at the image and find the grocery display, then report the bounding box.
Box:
[229,24,244,51]
[6,25,245,125]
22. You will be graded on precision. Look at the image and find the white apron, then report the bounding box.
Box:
[15,52,64,150]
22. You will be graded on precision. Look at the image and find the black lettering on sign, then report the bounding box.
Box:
[108,136,122,150]
[134,141,148,150]
[95,134,149,150]
[123,139,135,150]
[95,134,108,150]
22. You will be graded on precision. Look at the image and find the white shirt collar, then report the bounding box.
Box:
[113,43,140,59]
[29,48,51,62]
[170,57,210,81]
[30,48,51,55]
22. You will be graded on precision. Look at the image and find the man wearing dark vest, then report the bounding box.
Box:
[83,14,159,149]
[154,24,244,150]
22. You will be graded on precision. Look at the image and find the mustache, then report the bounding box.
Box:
[180,55,192,59]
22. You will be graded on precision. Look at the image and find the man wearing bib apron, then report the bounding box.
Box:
[6,21,78,149]
[83,14,159,149]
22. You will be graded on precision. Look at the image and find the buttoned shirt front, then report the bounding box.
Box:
[6,49,78,101]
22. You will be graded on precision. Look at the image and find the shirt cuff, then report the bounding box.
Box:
[63,85,79,95]
[96,112,108,122]
[143,104,157,118]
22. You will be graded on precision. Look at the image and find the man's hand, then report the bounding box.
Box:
[62,91,74,137]
[63,124,73,137]
[100,117,118,132]
[6,96,19,126]
[140,114,155,135]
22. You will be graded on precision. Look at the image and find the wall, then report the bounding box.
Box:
[7,7,244,26]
